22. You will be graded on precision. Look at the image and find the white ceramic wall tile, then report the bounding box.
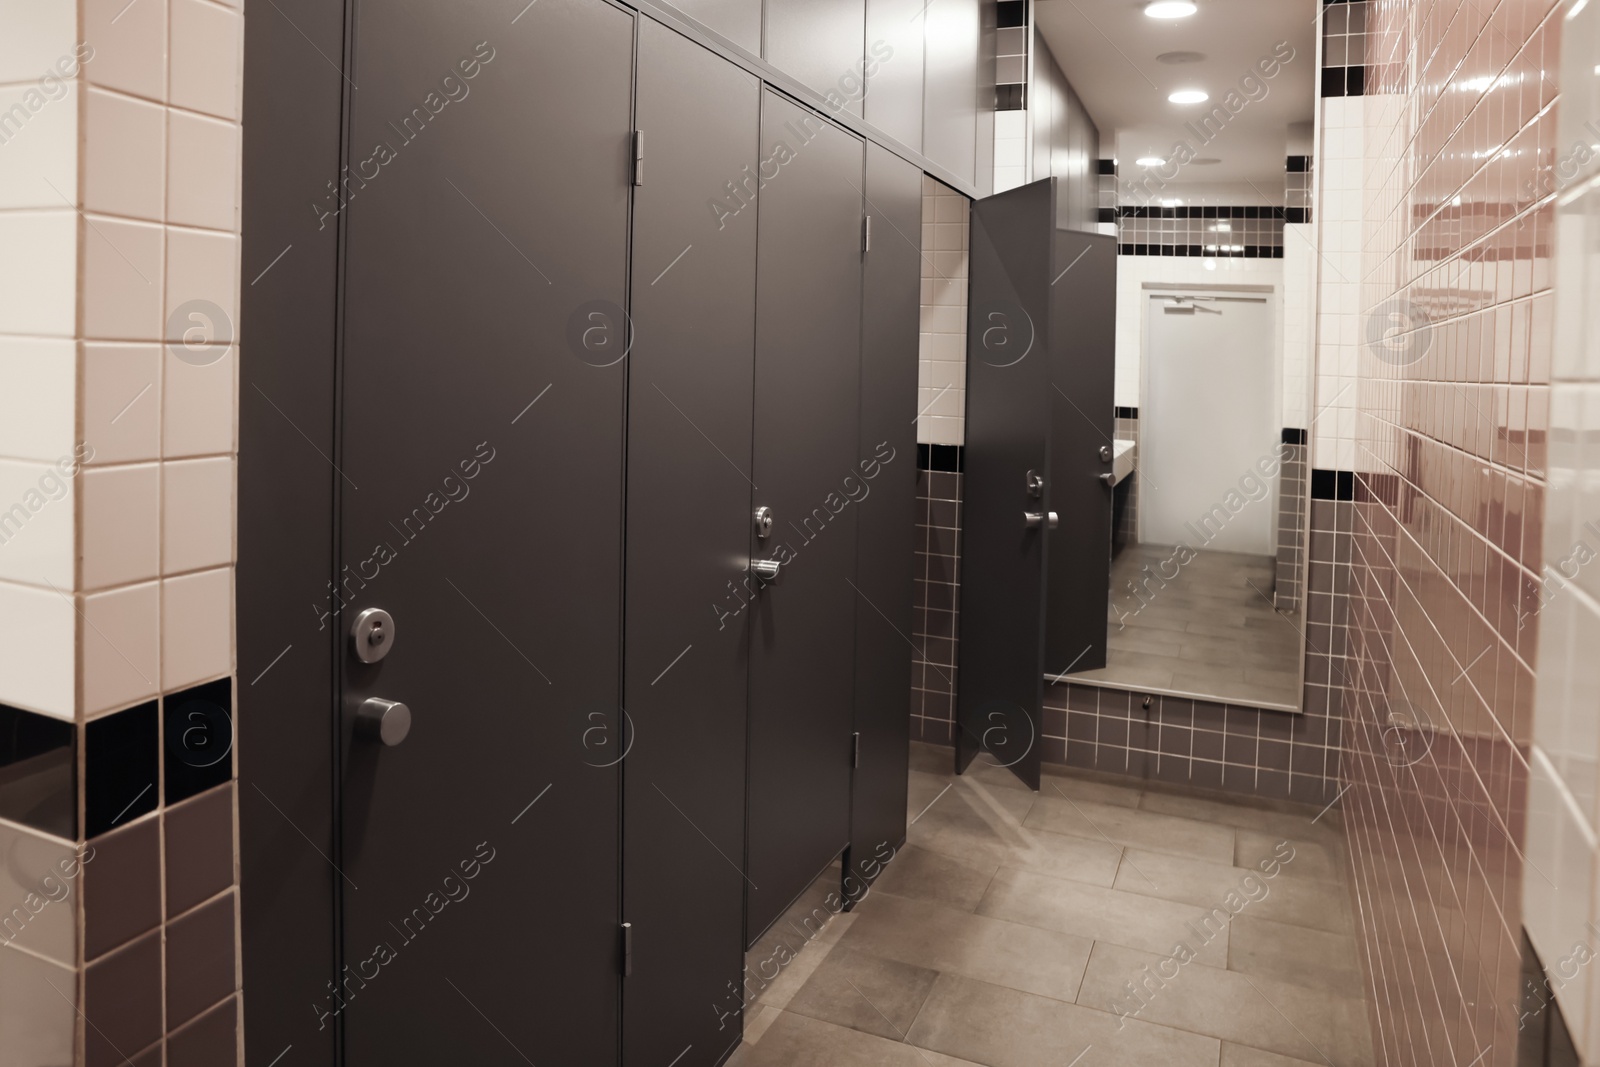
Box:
[162,456,234,572]
[163,345,236,456]
[82,343,162,464]
[164,227,237,342]
[0,82,77,210]
[0,459,76,588]
[0,212,76,337]
[83,87,165,220]
[82,0,167,100]
[0,580,74,717]
[0,0,78,84]
[167,109,239,230]
[79,463,160,589]
[81,215,164,341]
[169,0,242,121]
[0,339,75,461]
[79,579,160,714]
[161,566,231,688]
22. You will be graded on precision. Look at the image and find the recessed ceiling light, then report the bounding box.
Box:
[1145,1,1198,18]
[1168,89,1209,104]
[1136,157,1166,167]
[1157,51,1206,64]
[1190,157,1221,165]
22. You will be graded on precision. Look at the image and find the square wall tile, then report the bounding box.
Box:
[80,580,160,715]
[83,929,163,1067]
[82,215,164,342]
[83,87,166,221]
[0,581,74,718]
[83,0,166,100]
[164,678,232,804]
[165,783,234,916]
[165,229,237,345]
[82,814,160,958]
[0,703,74,840]
[0,82,77,210]
[162,457,234,572]
[161,568,231,690]
[0,211,76,337]
[0,338,75,462]
[167,110,239,231]
[0,459,76,588]
[84,700,158,838]
[169,0,242,121]
[168,995,237,1067]
[0,818,78,964]
[165,890,237,1028]
[80,463,161,589]
[0,943,76,1067]
[82,344,162,464]
[0,0,78,83]
[163,345,235,457]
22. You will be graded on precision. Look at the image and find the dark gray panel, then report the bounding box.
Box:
[236,0,342,1061]
[847,142,921,896]
[956,178,1054,791]
[624,19,759,1067]
[922,0,982,187]
[1044,231,1117,678]
[746,91,864,943]
[337,2,631,1063]
[668,0,762,53]
[763,0,868,120]
[863,0,925,152]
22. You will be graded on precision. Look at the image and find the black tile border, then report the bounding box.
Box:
[85,701,159,839]
[1115,406,1139,420]
[1116,205,1287,220]
[1312,469,1355,501]
[918,443,964,473]
[1118,244,1283,259]
[996,0,1027,27]
[1282,427,1308,445]
[0,702,75,839]
[165,679,235,806]
[1286,155,1310,172]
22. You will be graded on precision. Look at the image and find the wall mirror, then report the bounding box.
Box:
[1065,281,1311,712]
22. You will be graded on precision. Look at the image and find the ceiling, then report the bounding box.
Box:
[1033,0,1319,198]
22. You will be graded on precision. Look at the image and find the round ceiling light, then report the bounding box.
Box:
[1136,156,1167,167]
[1145,1,1198,18]
[1157,51,1206,64]
[1168,88,1209,103]
[1190,157,1222,165]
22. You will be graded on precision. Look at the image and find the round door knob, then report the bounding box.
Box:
[356,697,411,746]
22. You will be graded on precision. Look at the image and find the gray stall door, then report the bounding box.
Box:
[745,90,865,943]
[335,1,631,1062]
[623,18,760,1067]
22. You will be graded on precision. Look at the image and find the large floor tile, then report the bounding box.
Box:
[1220,1042,1329,1066]
[975,867,1231,967]
[1235,827,1345,883]
[1076,940,1372,1066]
[839,891,1095,1003]
[907,972,1221,1067]
[1227,914,1364,998]
[1110,848,1354,934]
[1025,792,1237,864]
[870,844,998,912]
[727,1009,987,1067]
[785,946,940,1042]
[1038,763,1146,808]
[1140,789,1340,848]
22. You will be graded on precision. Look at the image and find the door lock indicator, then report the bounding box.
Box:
[1025,470,1044,498]
[351,607,397,664]
[754,506,775,539]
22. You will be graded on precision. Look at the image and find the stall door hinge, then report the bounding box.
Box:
[862,214,872,254]
[632,131,644,186]
[621,921,633,976]
[852,731,861,768]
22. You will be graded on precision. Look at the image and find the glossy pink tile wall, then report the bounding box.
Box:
[1338,0,1558,1063]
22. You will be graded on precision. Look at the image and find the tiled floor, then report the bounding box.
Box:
[728,743,1372,1067]
[1069,543,1303,710]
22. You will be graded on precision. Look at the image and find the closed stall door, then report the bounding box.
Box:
[624,18,760,1067]
[745,90,865,944]
[335,1,632,1063]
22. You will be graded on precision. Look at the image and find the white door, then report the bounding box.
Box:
[1141,293,1277,555]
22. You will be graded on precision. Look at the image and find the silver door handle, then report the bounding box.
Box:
[1099,472,1116,486]
[356,697,412,746]
[1024,511,1058,530]
[751,559,780,580]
